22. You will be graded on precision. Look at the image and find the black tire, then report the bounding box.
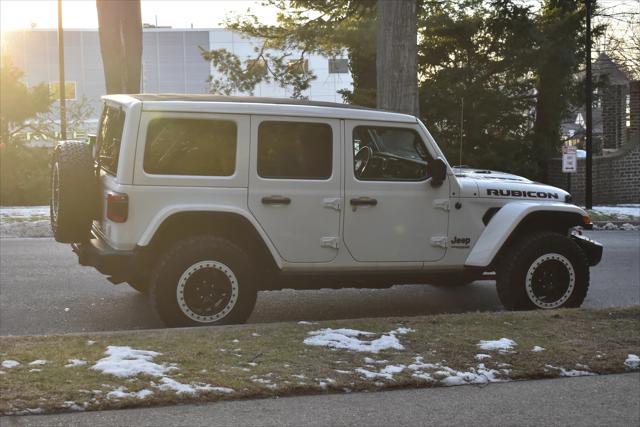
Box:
[149,235,258,327]
[496,231,589,311]
[50,141,96,243]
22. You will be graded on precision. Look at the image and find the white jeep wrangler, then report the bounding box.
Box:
[51,94,602,327]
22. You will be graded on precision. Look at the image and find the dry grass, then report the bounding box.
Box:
[1,307,639,415]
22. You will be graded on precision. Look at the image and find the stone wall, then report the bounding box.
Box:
[547,142,640,205]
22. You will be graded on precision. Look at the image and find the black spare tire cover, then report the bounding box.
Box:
[50,141,97,243]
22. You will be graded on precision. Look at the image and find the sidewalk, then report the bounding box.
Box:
[4,373,638,427]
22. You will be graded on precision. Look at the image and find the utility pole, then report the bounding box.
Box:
[585,0,593,209]
[57,0,67,140]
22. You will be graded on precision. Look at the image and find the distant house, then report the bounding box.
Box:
[561,53,637,154]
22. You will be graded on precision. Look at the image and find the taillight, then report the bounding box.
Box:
[107,192,128,223]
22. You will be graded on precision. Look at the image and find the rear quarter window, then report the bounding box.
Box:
[143,118,237,176]
[97,106,125,175]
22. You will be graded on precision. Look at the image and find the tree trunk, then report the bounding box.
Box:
[376,0,418,116]
[96,0,142,94]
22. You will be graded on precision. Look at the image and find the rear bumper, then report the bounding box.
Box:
[571,234,603,266]
[72,238,137,282]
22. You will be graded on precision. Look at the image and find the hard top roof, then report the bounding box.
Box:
[131,94,375,111]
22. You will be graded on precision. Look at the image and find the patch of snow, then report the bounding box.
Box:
[475,354,492,361]
[363,357,388,364]
[304,327,412,353]
[335,369,351,374]
[251,333,261,337]
[65,359,87,368]
[64,307,70,312]
[63,401,86,412]
[86,340,96,346]
[624,354,639,369]
[1,360,20,369]
[532,346,545,352]
[28,359,47,366]
[545,364,595,377]
[14,408,45,415]
[232,339,239,343]
[29,369,42,372]
[107,387,153,400]
[156,377,230,395]
[477,338,517,353]
[356,364,406,380]
[297,321,317,325]
[0,220,52,238]
[589,205,640,219]
[291,374,306,379]
[91,346,175,378]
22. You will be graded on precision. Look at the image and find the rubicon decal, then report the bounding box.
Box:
[451,236,471,248]
[486,189,559,199]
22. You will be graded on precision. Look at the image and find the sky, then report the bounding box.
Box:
[0,0,279,31]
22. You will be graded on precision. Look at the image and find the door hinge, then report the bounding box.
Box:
[433,199,450,212]
[323,197,341,211]
[321,236,340,249]
[430,236,448,248]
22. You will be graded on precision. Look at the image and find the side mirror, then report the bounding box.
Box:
[428,157,447,187]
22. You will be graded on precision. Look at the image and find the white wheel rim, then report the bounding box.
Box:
[176,260,239,323]
[525,253,575,309]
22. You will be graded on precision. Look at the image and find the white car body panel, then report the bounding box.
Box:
[465,201,587,267]
[93,94,589,277]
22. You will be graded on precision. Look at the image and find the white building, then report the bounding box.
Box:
[1,28,353,121]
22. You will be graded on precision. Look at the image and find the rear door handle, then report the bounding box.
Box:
[350,197,377,207]
[261,195,291,205]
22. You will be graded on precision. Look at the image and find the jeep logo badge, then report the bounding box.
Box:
[451,236,471,248]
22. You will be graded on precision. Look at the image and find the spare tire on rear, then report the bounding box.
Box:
[50,141,97,243]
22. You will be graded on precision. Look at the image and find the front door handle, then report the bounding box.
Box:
[350,197,378,207]
[262,195,291,205]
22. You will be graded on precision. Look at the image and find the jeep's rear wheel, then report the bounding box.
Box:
[149,236,257,327]
[496,232,589,310]
[50,141,96,243]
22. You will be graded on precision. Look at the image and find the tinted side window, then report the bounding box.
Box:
[353,126,431,181]
[97,106,125,175]
[258,121,332,179]
[144,118,237,176]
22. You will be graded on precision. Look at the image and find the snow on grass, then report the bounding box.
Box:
[91,346,175,378]
[0,206,49,218]
[65,359,87,368]
[28,360,47,366]
[545,364,596,377]
[354,355,508,385]
[1,360,20,369]
[106,387,154,400]
[477,338,517,353]
[475,354,492,361]
[588,204,640,219]
[624,354,639,369]
[304,327,413,353]
[532,346,545,352]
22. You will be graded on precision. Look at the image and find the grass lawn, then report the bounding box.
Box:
[1,306,639,415]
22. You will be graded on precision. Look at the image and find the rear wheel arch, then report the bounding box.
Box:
[135,211,280,287]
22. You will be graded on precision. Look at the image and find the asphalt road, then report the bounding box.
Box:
[5,373,639,426]
[1,231,638,336]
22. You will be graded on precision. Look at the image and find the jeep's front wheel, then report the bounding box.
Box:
[149,236,257,327]
[496,232,589,310]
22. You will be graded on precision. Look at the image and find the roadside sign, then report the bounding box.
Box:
[562,145,577,173]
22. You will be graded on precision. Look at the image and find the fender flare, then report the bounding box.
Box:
[137,204,284,269]
[464,202,588,268]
